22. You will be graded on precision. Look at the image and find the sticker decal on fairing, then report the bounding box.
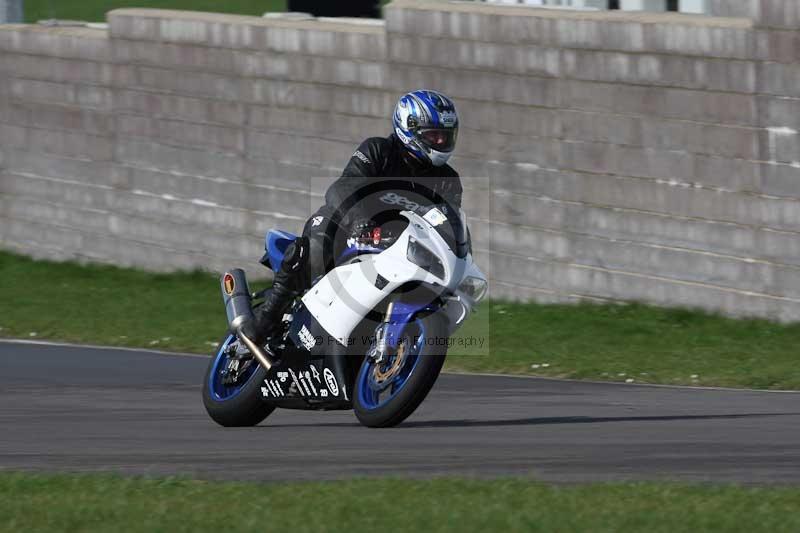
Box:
[323,368,339,396]
[261,379,285,397]
[300,371,317,396]
[423,207,447,227]
[298,325,316,351]
[262,364,343,400]
[286,368,303,395]
[303,370,318,396]
[287,368,306,395]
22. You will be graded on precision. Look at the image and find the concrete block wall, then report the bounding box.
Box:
[384,0,800,321]
[0,13,391,274]
[1,0,800,321]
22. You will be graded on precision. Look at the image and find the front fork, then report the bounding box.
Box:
[368,301,396,365]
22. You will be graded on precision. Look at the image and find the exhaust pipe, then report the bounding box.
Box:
[221,269,276,371]
[235,328,275,372]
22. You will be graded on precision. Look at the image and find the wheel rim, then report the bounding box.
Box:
[356,320,426,410]
[208,334,261,402]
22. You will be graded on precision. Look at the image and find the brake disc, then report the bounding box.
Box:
[373,340,407,384]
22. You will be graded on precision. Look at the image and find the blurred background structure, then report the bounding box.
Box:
[3,0,735,23]
[1,0,799,321]
[484,0,707,14]
[287,0,380,18]
[0,0,23,23]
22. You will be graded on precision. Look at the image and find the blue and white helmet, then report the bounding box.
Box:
[393,89,459,167]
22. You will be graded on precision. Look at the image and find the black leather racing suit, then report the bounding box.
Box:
[248,133,463,344]
[302,133,463,285]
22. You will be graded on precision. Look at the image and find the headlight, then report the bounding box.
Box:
[458,276,488,301]
[407,238,445,279]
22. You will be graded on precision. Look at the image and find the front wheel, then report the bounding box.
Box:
[353,313,448,428]
[202,333,275,427]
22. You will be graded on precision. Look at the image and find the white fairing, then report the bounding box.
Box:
[302,209,486,345]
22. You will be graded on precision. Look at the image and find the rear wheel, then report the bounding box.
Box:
[202,334,275,427]
[353,314,448,428]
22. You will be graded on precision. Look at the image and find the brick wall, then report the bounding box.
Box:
[1,0,799,321]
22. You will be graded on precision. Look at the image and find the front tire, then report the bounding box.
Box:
[202,334,275,427]
[353,313,448,428]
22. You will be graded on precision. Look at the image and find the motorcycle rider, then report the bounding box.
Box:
[244,89,463,345]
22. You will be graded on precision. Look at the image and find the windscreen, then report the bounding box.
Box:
[421,204,469,259]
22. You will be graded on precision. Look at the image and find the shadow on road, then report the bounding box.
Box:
[400,412,800,428]
[265,412,800,429]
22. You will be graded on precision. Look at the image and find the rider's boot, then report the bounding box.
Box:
[241,237,309,346]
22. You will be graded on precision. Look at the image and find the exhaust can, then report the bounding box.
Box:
[221,269,254,331]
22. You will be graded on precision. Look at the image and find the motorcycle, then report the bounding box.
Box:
[202,203,487,428]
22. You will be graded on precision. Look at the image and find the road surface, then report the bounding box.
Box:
[2,340,798,483]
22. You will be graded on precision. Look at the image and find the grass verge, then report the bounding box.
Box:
[2,250,800,389]
[1,473,800,533]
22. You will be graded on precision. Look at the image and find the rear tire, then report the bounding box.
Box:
[202,334,276,427]
[353,314,448,428]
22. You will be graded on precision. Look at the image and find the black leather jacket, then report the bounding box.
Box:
[326,134,463,226]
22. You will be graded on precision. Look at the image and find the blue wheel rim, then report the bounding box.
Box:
[357,320,426,410]
[208,334,260,402]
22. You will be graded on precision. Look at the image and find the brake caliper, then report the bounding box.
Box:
[367,323,389,364]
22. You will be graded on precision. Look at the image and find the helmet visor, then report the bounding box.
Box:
[418,128,458,153]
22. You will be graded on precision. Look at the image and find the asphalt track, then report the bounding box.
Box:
[2,340,799,484]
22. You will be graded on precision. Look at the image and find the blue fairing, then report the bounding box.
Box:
[382,300,439,351]
[338,244,384,264]
[355,299,443,410]
[261,229,298,272]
